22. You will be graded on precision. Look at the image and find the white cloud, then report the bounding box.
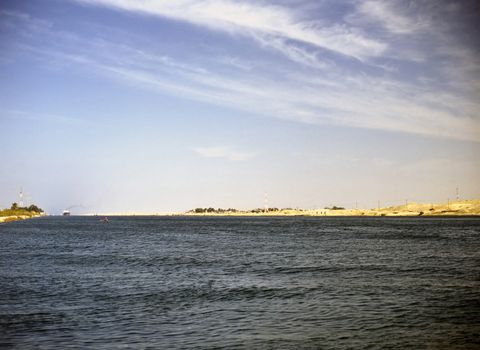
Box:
[194,147,255,161]
[21,37,480,142]
[6,6,480,143]
[354,0,428,34]
[252,33,330,69]
[73,0,386,59]
[217,56,254,71]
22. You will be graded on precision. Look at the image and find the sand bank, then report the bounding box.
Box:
[181,200,480,217]
[0,214,44,223]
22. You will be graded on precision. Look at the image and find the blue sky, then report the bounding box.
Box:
[1,0,479,214]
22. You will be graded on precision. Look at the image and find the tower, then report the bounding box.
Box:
[19,187,24,208]
[264,192,269,213]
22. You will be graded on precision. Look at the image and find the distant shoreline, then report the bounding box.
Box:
[4,200,478,219]
[177,212,480,217]
[178,199,480,217]
[73,199,480,217]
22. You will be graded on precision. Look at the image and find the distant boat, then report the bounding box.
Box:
[100,217,109,223]
[62,210,71,216]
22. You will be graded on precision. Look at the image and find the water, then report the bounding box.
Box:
[1,216,479,349]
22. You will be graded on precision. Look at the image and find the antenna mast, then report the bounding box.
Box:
[19,187,24,207]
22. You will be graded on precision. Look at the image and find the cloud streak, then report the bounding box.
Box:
[74,0,386,60]
[3,3,479,142]
[355,1,428,34]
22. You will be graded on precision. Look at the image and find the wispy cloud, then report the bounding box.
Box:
[194,147,256,161]
[252,33,331,70]
[10,21,480,142]
[3,4,479,142]
[73,0,386,60]
[216,56,254,71]
[354,1,429,34]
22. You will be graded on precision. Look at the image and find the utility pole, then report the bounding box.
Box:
[264,192,269,213]
[19,187,24,208]
[456,187,459,201]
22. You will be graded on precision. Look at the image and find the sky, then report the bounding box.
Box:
[0,0,479,214]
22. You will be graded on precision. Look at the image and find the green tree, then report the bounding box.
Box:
[27,204,43,213]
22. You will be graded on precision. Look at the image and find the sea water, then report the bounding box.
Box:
[1,216,479,349]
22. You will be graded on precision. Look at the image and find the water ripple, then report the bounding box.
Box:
[1,216,479,349]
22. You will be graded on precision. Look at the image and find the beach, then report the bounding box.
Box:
[181,199,480,217]
[0,213,44,223]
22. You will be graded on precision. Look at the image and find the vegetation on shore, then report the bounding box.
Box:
[189,207,287,214]
[0,203,44,223]
[185,200,480,217]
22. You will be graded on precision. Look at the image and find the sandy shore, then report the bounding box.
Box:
[0,214,44,223]
[4,200,478,219]
[180,200,480,217]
